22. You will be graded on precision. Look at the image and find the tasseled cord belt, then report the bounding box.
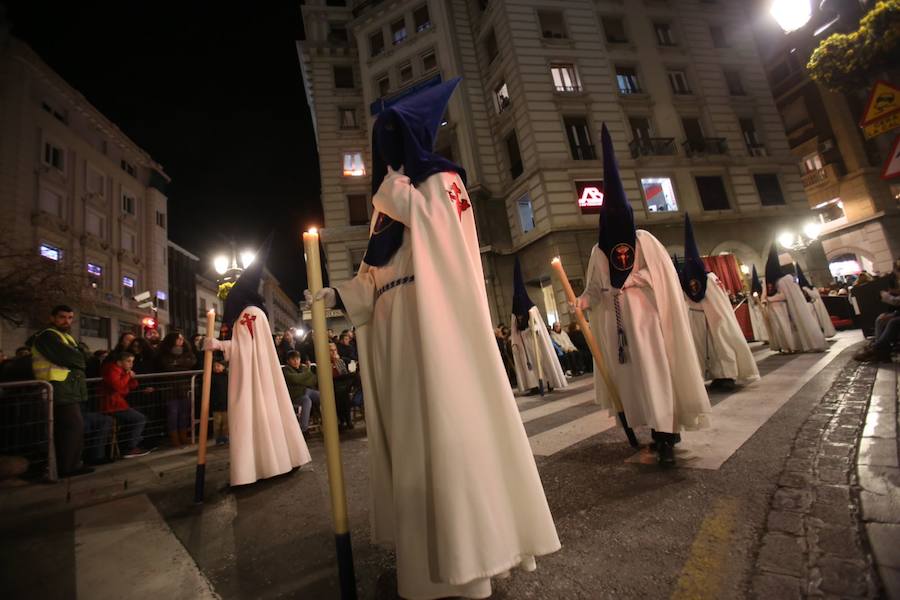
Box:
[601,287,628,364]
[374,275,415,304]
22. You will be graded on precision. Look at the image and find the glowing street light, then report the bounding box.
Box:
[803,222,822,241]
[778,232,797,249]
[770,0,813,33]
[240,250,256,269]
[213,255,230,275]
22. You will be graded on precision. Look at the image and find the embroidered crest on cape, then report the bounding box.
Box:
[448,181,470,221]
[610,243,635,271]
[240,312,257,339]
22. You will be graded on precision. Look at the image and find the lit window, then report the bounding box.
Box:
[40,243,61,261]
[551,63,582,92]
[391,19,407,45]
[43,141,65,172]
[156,290,168,311]
[740,118,765,155]
[615,66,641,94]
[517,193,535,233]
[576,180,604,214]
[494,82,511,113]
[802,152,823,172]
[122,276,135,298]
[541,282,559,326]
[414,5,431,32]
[654,23,676,46]
[343,152,366,177]
[87,263,103,277]
[641,177,679,212]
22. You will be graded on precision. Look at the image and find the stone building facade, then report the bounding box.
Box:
[299,0,824,326]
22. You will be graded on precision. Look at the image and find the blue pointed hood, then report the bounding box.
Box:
[751,264,762,296]
[765,244,786,295]
[223,234,272,326]
[511,257,535,330]
[363,77,467,267]
[795,263,812,289]
[597,123,636,289]
[680,213,708,302]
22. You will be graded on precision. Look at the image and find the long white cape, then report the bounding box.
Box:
[748,295,769,342]
[583,230,711,433]
[804,286,837,337]
[336,169,560,599]
[216,306,311,486]
[509,306,568,392]
[685,273,759,383]
[779,275,827,351]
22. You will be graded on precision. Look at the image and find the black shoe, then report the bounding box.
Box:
[712,378,736,391]
[657,441,675,468]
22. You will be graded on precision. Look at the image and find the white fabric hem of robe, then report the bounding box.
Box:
[336,168,560,600]
[583,230,712,433]
[216,306,311,486]
[686,273,760,383]
[510,306,568,392]
[778,275,827,352]
[805,286,837,337]
[747,295,769,342]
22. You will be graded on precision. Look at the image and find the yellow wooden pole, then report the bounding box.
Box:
[550,258,623,412]
[302,228,357,599]
[194,309,215,503]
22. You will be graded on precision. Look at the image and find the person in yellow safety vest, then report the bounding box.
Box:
[25,305,94,477]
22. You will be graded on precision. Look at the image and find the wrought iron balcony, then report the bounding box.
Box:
[629,137,676,158]
[682,137,728,157]
[801,163,841,188]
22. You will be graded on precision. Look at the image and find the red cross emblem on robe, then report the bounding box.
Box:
[240,312,257,339]
[448,182,470,221]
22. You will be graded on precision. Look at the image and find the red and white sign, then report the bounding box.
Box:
[881,134,900,180]
[576,180,604,214]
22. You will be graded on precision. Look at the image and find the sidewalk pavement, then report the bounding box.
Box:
[857,362,900,598]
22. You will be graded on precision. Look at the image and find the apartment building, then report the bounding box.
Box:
[755,3,900,277]
[0,38,171,351]
[299,0,822,326]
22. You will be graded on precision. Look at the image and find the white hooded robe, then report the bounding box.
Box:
[803,285,837,337]
[509,306,568,393]
[684,273,760,383]
[748,294,770,343]
[763,275,827,353]
[336,169,560,600]
[213,306,312,486]
[582,230,712,433]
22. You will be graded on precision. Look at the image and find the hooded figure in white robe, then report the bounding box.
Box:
[576,124,711,467]
[748,265,770,343]
[312,79,560,600]
[678,214,759,389]
[796,264,836,338]
[762,246,827,353]
[509,257,567,394]
[204,236,311,486]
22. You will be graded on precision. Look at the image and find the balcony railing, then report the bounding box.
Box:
[682,137,728,157]
[801,163,841,188]
[554,84,583,93]
[569,144,597,160]
[629,137,676,158]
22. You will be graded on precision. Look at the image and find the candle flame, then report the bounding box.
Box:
[551,257,561,264]
[307,227,318,235]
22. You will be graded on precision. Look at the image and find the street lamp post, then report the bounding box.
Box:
[770,0,813,33]
[777,221,831,284]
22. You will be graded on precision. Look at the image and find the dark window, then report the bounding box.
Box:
[563,116,596,160]
[422,50,437,71]
[616,66,641,94]
[369,31,385,56]
[478,0,490,12]
[654,22,676,46]
[739,118,760,147]
[414,5,431,32]
[328,23,349,44]
[399,62,413,82]
[754,174,785,205]
[695,176,731,210]
[710,25,728,48]
[80,315,110,339]
[120,159,136,177]
[506,132,523,178]
[377,75,390,97]
[538,10,567,39]
[340,108,358,129]
[629,117,652,140]
[724,70,745,95]
[391,19,407,45]
[602,17,628,43]
[485,29,499,63]
[334,66,354,88]
[348,194,370,225]
[668,70,691,94]
[682,118,704,143]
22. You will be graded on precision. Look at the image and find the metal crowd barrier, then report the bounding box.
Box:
[0,380,56,481]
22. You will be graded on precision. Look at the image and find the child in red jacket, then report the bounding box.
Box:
[100,351,150,458]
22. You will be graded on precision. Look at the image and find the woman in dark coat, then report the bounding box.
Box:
[155,332,197,447]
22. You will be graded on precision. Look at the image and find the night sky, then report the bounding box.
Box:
[4,1,321,298]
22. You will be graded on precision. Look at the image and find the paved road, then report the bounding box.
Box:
[3,331,887,599]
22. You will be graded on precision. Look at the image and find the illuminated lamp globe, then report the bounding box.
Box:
[803,222,822,241]
[740,264,751,275]
[777,232,796,249]
[240,251,256,269]
[214,255,229,275]
[770,0,812,33]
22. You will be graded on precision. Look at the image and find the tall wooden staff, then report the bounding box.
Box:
[303,228,357,600]
[551,258,638,445]
[194,308,216,503]
[529,312,545,396]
